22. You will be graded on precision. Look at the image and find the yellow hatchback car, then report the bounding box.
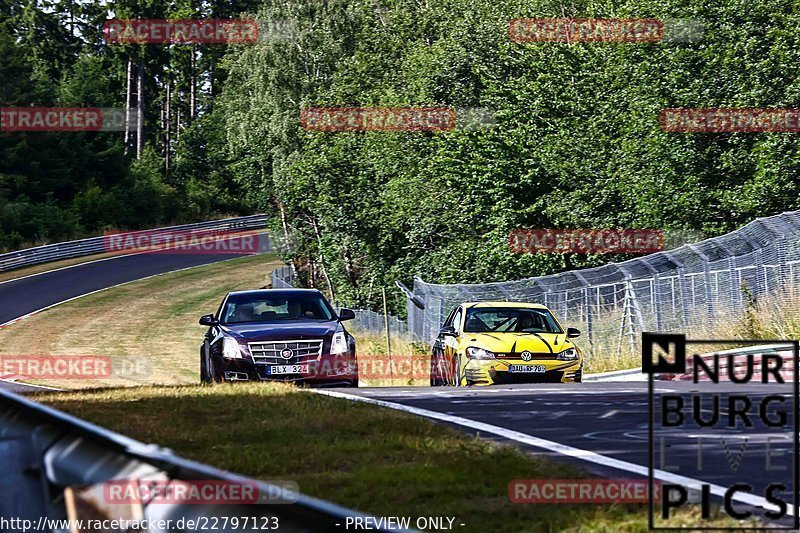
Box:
[429,302,583,385]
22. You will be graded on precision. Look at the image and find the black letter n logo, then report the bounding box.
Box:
[642,332,686,374]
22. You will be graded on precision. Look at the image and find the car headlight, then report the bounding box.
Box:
[331,331,349,355]
[557,347,578,361]
[466,346,495,360]
[223,337,245,359]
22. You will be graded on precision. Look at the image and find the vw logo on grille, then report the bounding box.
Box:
[520,351,533,361]
[280,348,294,360]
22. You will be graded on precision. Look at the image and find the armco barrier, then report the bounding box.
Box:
[0,215,268,272]
[585,343,794,382]
[0,387,406,532]
[658,343,795,382]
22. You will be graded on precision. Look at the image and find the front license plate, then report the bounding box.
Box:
[267,364,309,375]
[508,364,547,373]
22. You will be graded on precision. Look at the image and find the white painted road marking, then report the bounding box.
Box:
[313,389,791,516]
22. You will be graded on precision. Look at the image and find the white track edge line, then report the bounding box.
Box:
[0,379,63,391]
[0,250,150,287]
[311,389,789,515]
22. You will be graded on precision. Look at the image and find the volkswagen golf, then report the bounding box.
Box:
[430,301,583,385]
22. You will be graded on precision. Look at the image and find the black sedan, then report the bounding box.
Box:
[199,289,358,386]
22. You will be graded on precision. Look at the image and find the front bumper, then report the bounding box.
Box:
[218,354,358,383]
[464,358,582,385]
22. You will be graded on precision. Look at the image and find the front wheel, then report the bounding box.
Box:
[450,354,462,386]
[430,352,451,386]
[200,343,217,384]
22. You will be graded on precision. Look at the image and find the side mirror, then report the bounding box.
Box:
[338,308,356,321]
[440,325,458,337]
[199,314,218,326]
[567,327,581,338]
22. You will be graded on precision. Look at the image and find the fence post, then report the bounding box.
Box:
[728,257,740,313]
[573,271,593,347]
[584,288,593,347]
[755,248,764,296]
[664,252,690,329]
[777,236,788,295]
[382,287,393,382]
[652,273,663,331]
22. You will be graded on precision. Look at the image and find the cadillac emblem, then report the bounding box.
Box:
[280,348,294,360]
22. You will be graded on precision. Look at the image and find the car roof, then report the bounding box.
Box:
[228,288,323,297]
[461,301,549,309]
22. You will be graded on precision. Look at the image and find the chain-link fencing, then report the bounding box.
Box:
[403,211,800,360]
[271,210,800,363]
[270,266,408,338]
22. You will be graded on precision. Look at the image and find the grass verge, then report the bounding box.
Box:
[34,384,751,532]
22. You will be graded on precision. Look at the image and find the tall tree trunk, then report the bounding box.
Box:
[310,218,335,304]
[124,57,132,154]
[136,60,144,159]
[165,80,171,176]
[278,201,299,279]
[190,47,196,120]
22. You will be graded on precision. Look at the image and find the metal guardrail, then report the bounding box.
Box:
[661,342,796,381]
[585,343,796,382]
[0,387,402,532]
[0,215,269,272]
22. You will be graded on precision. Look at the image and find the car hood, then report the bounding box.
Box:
[221,321,339,341]
[462,332,575,354]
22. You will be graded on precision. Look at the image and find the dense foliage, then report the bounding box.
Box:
[0,0,257,250]
[3,0,799,315]
[218,0,800,314]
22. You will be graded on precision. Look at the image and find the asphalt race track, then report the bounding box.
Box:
[344,382,798,527]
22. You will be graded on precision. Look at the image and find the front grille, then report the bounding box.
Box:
[495,352,556,360]
[490,369,565,384]
[248,339,323,364]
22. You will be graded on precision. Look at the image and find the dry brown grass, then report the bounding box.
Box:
[346,330,429,386]
[584,287,800,373]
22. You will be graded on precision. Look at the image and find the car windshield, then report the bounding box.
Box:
[221,293,334,324]
[463,307,563,334]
